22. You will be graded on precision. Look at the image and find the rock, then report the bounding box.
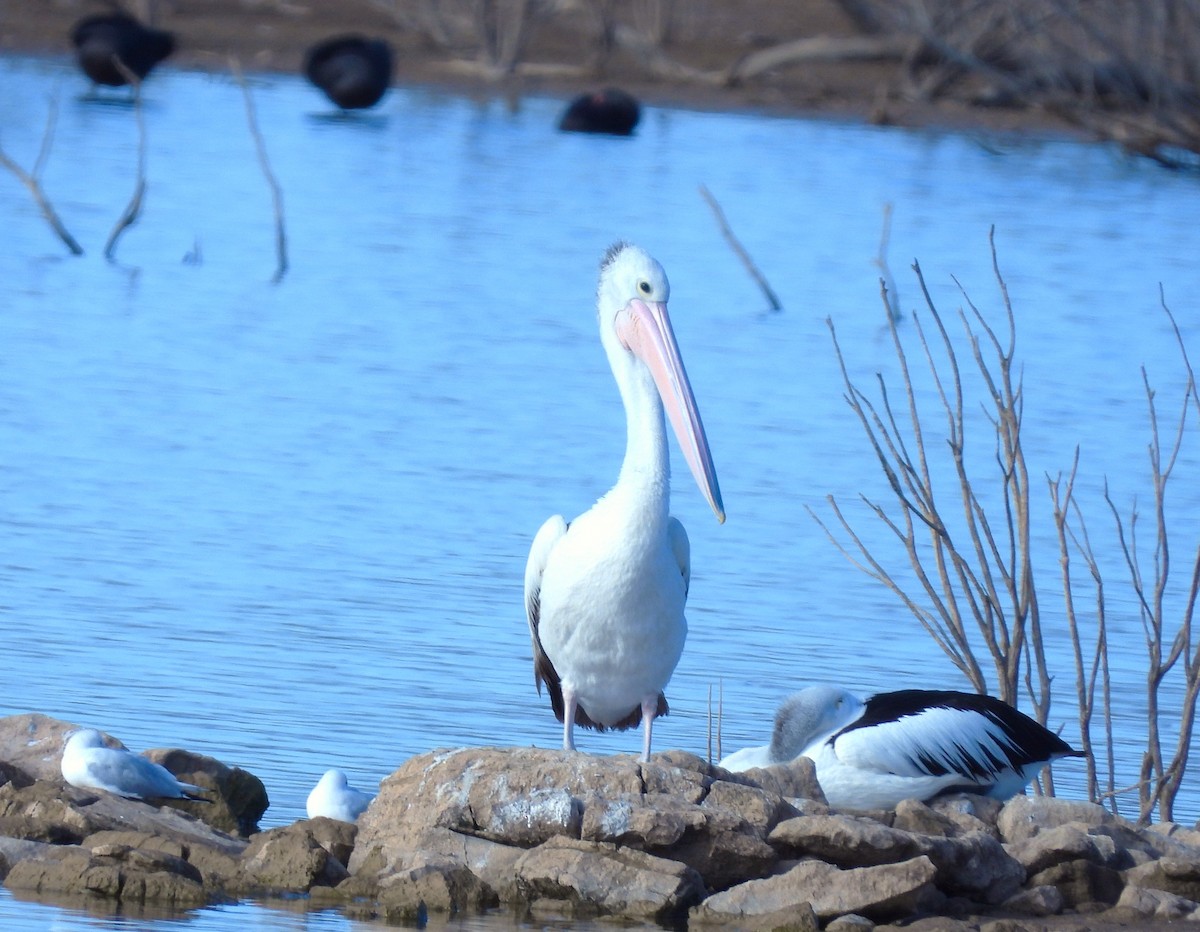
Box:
[691,855,939,924]
[996,795,1117,843]
[1116,883,1200,919]
[374,862,498,922]
[4,841,206,907]
[0,714,73,783]
[305,816,358,867]
[724,755,827,803]
[769,813,926,866]
[82,829,241,890]
[241,822,350,892]
[1006,822,1113,875]
[826,914,876,932]
[513,835,705,925]
[769,812,1022,903]
[144,748,268,837]
[350,746,798,902]
[923,832,1024,903]
[1123,856,1200,902]
[1028,857,1123,907]
[1000,883,1064,916]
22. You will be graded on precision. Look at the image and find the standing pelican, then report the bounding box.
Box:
[719,686,1083,809]
[524,243,724,761]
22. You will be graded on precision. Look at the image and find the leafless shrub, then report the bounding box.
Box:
[814,232,1200,821]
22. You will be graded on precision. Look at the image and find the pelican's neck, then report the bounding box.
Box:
[613,359,671,523]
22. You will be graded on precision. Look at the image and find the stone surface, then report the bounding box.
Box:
[241,822,350,892]
[1116,882,1200,919]
[691,855,939,924]
[999,882,1064,916]
[513,835,705,925]
[6,722,1200,927]
[1028,857,1124,907]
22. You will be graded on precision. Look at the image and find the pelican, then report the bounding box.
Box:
[61,728,207,801]
[70,13,175,88]
[304,35,394,111]
[524,243,724,761]
[719,686,1083,810]
[306,769,375,822]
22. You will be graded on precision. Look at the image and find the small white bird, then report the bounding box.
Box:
[61,728,207,801]
[306,768,375,822]
[525,243,725,762]
[719,686,1083,810]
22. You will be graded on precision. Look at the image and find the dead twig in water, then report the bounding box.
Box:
[0,96,84,256]
[230,56,288,284]
[874,201,901,321]
[699,184,783,313]
[104,56,147,261]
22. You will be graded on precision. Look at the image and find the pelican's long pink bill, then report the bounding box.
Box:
[617,298,725,523]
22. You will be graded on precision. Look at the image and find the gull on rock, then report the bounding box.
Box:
[524,242,725,761]
[306,769,375,822]
[61,728,206,801]
[719,686,1083,810]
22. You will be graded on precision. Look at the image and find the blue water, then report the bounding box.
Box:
[3,53,1200,929]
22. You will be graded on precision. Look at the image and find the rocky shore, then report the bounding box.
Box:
[3,714,1200,930]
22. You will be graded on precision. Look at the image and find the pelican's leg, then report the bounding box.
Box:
[562,686,578,752]
[640,696,657,762]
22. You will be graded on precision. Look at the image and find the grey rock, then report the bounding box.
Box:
[1116,883,1200,919]
[1028,857,1124,907]
[691,855,939,924]
[999,882,1064,916]
[996,795,1117,843]
[513,834,705,925]
[1123,855,1200,902]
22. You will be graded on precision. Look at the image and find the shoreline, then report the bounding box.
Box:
[1,0,1086,142]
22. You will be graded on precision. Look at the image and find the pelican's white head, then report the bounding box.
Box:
[771,686,866,762]
[595,242,724,522]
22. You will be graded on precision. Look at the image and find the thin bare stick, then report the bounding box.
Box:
[104,57,147,261]
[699,184,783,312]
[230,57,288,284]
[706,683,712,763]
[874,202,901,321]
[0,97,84,256]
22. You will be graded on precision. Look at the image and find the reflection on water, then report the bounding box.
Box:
[3,52,1200,930]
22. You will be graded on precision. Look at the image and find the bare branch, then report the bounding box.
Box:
[699,184,783,312]
[230,57,288,285]
[0,97,84,256]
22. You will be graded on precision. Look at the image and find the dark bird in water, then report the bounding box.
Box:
[71,12,175,87]
[304,35,394,111]
[558,88,641,136]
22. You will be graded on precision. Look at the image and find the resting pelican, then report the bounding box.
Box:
[306,769,375,822]
[524,243,724,761]
[61,728,207,801]
[719,686,1083,810]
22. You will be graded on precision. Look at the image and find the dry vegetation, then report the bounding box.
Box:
[812,233,1200,824]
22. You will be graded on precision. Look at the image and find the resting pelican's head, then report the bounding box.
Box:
[771,686,865,761]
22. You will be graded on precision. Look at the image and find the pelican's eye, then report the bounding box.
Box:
[638,280,652,295]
